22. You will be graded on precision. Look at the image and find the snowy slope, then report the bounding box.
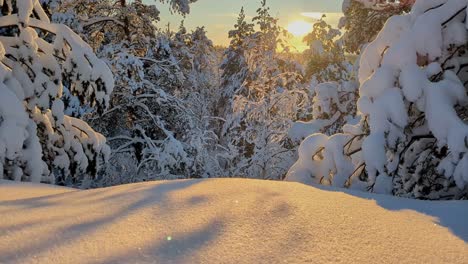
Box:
[0,179,467,264]
[0,180,75,201]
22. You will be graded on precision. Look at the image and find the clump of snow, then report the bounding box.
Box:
[289,81,358,142]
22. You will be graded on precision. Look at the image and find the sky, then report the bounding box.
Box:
[149,0,343,51]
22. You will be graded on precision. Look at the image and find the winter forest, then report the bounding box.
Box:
[1,0,468,262]
[1,0,468,201]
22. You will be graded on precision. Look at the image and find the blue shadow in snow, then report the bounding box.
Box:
[311,184,468,243]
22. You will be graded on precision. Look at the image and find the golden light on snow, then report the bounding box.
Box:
[1,179,467,262]
[287,20,313,37]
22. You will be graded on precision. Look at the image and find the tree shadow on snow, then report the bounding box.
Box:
[311,184,468,243]
[0,180,306,264]
[0,180,208,263]
[97,218,226,264]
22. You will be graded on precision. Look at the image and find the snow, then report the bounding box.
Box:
[289,113,341,142]
[0,179,467,264]
[289,81,358,142]
[0,0,114,185]
[289,0,468,197]
[0,180,74,200]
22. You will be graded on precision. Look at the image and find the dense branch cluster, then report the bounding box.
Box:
[218,0,310,180]
[288,0,468,199]
[340,0,414,54]
[0,0,113,186]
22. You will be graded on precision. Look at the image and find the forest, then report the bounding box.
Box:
[1,0,468,263]
[0,0,467,201]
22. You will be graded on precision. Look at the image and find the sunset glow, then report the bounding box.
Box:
[287,20,313,37]
[301,12,324,20]
[2,0,467,263]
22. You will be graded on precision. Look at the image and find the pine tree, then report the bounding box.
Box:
[340,0,414,54]
[289,16,359,142]
[303,17,352,83]
[221,1,308,180]
[218,7,254,117]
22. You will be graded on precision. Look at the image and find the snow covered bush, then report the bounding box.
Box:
[287,0,468,199]
[0,0,114,186]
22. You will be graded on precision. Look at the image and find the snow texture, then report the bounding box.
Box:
[0,179,467,264]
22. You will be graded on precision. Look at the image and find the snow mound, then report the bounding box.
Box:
[1,179,467,264]
[0,180,74,201]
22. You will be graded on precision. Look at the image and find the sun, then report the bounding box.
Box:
[287,20,313,37]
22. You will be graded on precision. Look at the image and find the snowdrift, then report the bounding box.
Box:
[1,179,467,263]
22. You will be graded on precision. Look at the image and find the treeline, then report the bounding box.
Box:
[1,0,467,199]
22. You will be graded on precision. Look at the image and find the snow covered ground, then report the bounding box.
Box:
[0,179,467,264]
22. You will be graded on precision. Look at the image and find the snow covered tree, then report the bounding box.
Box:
[0,0,114,186]
[221,0,309,180]
[93,37,219,184]
[288,0,468,200]
[303,17,351,83]
[50,0,225,185]
[289,16,359,143]
[340,0,414,54]
[171,23,221,108]
[217,7,254,117]
[172,25,225,171]
[37,0,224,186]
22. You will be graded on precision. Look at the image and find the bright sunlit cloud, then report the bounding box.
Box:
[287,20,313,37]
[301,12,324,20]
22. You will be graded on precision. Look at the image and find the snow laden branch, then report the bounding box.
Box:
[0,0,114,186]
[49,0,198,45]
[340,0,414,54]
[288,0,468,199]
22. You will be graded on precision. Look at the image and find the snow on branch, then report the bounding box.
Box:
[0,0,114,186]
[288,0,468,199]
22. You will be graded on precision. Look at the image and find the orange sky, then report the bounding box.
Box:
[154,0,343,51]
